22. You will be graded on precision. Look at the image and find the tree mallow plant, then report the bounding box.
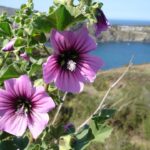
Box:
[0,0,129,149]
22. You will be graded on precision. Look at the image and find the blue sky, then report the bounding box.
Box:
[0,0,150,21]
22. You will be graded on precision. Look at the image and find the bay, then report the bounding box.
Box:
[91,42,150,70]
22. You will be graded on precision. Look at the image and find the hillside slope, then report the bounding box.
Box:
[64,64,150,150]
[0,6,16,16]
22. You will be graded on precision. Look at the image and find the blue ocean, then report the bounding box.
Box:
[110,19,150,26]
[92,42,150,70]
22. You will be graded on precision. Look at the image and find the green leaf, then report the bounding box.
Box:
[34,79,44,87]
[73,121,113,150]
[0,132,13,141]
[16,28,24,36]
[13,136,29,150]
[31,31,46,43]
[0,22,12,37]
[92,108,116,128]
[49,5,76,30]
[28,63,41,76]
[14,37,26,48]
[90,122,113,143]
[0,64,23,83]
[49,125,65,139]
[0,140,17,150]
[28,59,43,76]
[27,144,41,150]
[2,39,9,47]
[33,5,85,32]
[80,0,92,5]
[32,15,55,33]
[54,0,66,5]
[73,126,94,150]
[59,135,73,150]
[0,134,29,150]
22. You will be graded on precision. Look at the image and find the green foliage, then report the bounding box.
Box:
[90,123,113,143]
[0,22,12,37]
[28,59,43,76]
[0,63,25,83]
[0,133,29,150]
[14,37,26,48]
[59,135,73,150]
[92,109,116,128]
[31,30,46,43]
[73,126,94,150]
[72,123,113,150]
[33,5,85,32]
[27,144,41,150]
[54,0,67,5]
[0,140,18,150]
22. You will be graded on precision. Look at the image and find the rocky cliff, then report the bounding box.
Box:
[98,26,150,42]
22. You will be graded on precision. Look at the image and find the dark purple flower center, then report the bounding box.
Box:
[14,97,32,114]
[57,50,79,71]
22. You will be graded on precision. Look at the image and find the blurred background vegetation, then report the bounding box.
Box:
[60,64,150,150]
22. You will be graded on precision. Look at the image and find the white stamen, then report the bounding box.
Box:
[67,60,76,71]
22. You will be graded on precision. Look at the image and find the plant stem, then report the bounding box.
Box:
[44,84,49,92]
[76,56,134,133]
[67,0,73,5]
[0,52,9,69]
[43,45,50,55]
[51,92,68,125]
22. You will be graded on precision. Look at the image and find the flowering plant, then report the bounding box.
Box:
[0,0,123,149]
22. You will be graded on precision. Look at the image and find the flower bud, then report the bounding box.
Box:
[2,39,15,51]
[94,9,110,36]
[20,52,30,61]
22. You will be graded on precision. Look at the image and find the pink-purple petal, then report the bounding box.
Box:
[4,79,17,97]
[73,27,96,53]
[0,110,6,117]
[55,70,84,93]
[28,112,49,139]
[51,29,75,54]
[43,55,59,83]
[15,75,33,97]
[32,87,55,113]
[0,110,27,137]
[0,89,12,110]
[79,55,103,82]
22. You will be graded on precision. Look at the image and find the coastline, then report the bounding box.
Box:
[97,25,150,42]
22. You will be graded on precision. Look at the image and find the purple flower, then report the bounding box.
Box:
[2,39,15,51]
[43,27,103,93]
[94,9,109,36]
[64,123,75,133]
[12,23,19,29]
[20,52,30,61]
[0,75,55,139]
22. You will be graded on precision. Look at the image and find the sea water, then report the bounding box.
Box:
[92,42,150,70]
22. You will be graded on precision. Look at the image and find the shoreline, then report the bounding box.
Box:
[96,25,150,42]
